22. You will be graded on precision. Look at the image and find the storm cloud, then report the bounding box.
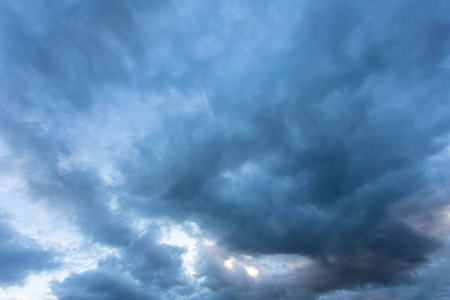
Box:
[1,0,450,299]
[0,216,58,287]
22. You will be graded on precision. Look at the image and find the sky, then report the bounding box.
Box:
[1,0,450,299]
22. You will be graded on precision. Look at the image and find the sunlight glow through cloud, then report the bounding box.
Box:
[224,259,234,270]
[245,266,259,278]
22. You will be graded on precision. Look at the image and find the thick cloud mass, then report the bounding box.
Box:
[52,269,153,300]
[1,0,450,299]
[0,217,58,287]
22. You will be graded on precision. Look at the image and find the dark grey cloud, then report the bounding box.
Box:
[52,227,187,300]
[120,0,450,291]
[321,241,450,299]
[1,0,450,299]
[0,0,161,111]
[100,227,188,289]
[0,114,133,246]
[0,216,58,287]
[51,269,153,300]
[0,0,150,247]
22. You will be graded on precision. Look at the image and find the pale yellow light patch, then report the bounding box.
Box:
[245,265,259,277]
[224,258,234,269]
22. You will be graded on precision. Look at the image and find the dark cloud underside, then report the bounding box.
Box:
[0,217,58,287]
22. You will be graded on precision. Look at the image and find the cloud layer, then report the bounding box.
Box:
[0,216,58,288]
[1,0,450,299]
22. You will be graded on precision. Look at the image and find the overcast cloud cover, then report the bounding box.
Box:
[1,0,450,299]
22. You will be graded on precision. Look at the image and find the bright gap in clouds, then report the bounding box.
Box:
[159,222,199,277]
[0,190,119,299]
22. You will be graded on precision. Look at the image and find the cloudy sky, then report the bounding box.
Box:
[1,0,450,299]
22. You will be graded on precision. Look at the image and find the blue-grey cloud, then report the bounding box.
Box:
[1,0,450,299]
[51,269,153,300]
[0,216,58,287]
[99,227,188,289]
[119,0,450,291]
[321,241,450,299]
[52,227,187,300]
